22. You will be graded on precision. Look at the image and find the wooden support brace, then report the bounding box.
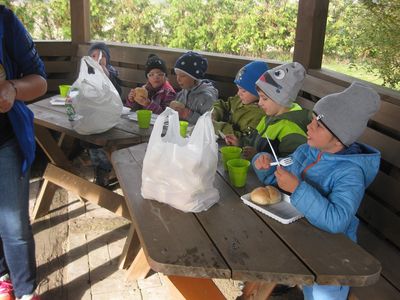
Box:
[119,224,141,270]
[34,163,131,220]
[238,281,276,300]
[125,247,151,281]
[166,275,226,300]
[32,179,59,220]
[34,125,71,169]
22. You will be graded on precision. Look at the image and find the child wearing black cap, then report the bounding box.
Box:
[253,82,381,300]
[169,51,218,124]
[126,54,176,114]
[88,42,122,96]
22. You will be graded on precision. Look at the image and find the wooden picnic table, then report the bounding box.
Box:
[111,143,381,299]
[29,97,152,221]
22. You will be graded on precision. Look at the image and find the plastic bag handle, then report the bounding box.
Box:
[189,111,216,147]
[147,107,180,146]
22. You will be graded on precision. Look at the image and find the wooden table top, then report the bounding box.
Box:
[111,143,381,287]
[29,97,151,148]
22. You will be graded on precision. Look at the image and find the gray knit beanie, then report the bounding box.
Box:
[313,82,381,146]
[255,62,306,107]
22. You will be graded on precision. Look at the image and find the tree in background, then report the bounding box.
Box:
[5,0,399,89]
[324,0,400,88]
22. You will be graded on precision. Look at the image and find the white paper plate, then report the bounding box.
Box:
[49,95,66,106]
[121,106,131,115]
[241,192,303,224]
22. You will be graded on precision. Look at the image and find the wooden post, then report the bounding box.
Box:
[293,0,329,70]
[70,0,90,44]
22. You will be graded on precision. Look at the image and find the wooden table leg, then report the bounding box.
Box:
[34,125,71,169]
[238,281,276,300]
[32,177,59,220]
[166,275,226,300]
[125,247,152,281]
[119,224,141,269]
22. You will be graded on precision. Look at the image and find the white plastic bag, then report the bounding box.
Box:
[69,56,122,135]
[141,108,219,212]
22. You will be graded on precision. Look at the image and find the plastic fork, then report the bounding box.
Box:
[270,157,293,167]
[218,130,226,140]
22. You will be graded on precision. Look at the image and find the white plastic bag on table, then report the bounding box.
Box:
[141,107,219,212]
[69,56,122,135]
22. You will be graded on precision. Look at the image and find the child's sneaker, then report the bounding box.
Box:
[0,278,14,300]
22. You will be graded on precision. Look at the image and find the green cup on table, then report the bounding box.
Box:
[179,121,189,137]
[220,146,242,170]
[59,84,71,98]
[137,109,152,129]
[227,158,251,188]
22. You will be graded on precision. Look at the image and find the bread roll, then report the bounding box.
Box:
[250,186,281,205]
[135,87,148,99]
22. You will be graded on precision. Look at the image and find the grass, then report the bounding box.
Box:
[322,59,384,87]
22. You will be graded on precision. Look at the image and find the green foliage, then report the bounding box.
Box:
[5,0,400,89]
[8,0,70,40]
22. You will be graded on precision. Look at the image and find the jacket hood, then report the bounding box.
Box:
[270,103,311,132]
[189,80,218,97]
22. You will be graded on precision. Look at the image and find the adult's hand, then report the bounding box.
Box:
[0,81,16,113]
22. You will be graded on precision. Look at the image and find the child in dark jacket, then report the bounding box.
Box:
[126,54,176,114]
[169,51,218,124]
[253,82,381,300]
[225,62,310,159]
[88,42,122,97]
[86,42,122,186]
[212,61,268,139]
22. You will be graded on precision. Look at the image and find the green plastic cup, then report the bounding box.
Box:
[137,109,152,129]
[220,146,242,170]
[59,85,71,97]
[227,158,250,188]
[179,121,189,137]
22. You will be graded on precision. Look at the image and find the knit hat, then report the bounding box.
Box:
[234,61,269,97]
[88,42,111,65]
[256,62,306,107]
[145,54,167,77]
[313,82,381,146]
[174,51,208,79]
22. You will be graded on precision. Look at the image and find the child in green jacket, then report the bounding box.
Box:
[212,61,269,138]
[225,62,310,158]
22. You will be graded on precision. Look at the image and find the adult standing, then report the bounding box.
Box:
[0,5,47,300]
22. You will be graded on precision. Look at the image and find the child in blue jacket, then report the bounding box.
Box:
[253,82,381,300]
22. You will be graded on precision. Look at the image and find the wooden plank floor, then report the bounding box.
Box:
[29,154,303,300]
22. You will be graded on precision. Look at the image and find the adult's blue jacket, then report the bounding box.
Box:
[0,6,46,173]
[252,143,380,241]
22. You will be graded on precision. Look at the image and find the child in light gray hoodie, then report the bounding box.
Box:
[169,51,218,124]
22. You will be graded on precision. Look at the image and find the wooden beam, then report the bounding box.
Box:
[293,0,329,69]
[70,0,90,44]
[125,248,152,281]
[238,281,276,300]
[166,276,226,300]
[39,163,131,220]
